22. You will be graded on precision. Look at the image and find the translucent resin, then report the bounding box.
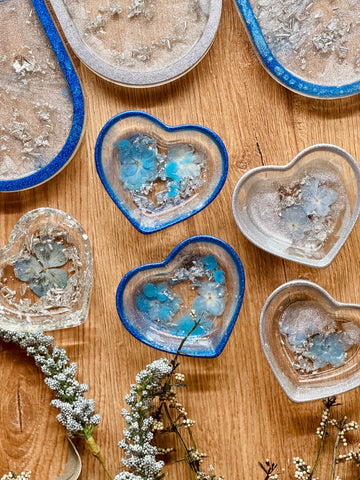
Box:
[48,0,222,87]
[0,209,93,332]
[96,111,228,233]
[260,280,360,402]
[116,236,245,357]
[232,144,360,267]
[0,0,84,191]
[233,0,360,98]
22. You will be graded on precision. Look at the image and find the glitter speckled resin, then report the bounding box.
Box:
[48,0,222,87]
[116,236,245,358]
[0,209,93,332]
[95,111,228,233]
[232,144,360,268]
[0,0,84,191]
[260,280,360,402]
[233,0,360,98]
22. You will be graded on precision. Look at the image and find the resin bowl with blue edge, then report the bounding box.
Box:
[0,0,84,191]
[232,0,360,98]
[260,280,360,402]
[116,236,245,357]
[95,111,228,234]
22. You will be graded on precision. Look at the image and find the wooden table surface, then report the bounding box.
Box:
[2,1,360,478]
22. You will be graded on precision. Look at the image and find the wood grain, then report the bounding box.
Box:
[1,0,360,478]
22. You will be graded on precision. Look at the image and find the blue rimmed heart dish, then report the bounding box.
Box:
[95,111,228,234]
[116,235,245,357]
[233,0,360,98]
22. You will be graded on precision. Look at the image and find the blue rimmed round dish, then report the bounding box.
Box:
[95,111,228,234]
[116,235,245,358]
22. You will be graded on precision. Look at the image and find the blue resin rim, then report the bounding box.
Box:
[233,0,360,99]
[0,0,85,192]
[95,111,228,234]
[116,235,245,358]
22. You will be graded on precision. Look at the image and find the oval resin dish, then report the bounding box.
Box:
[95,111,228,234]
[232,0,360,98]
[260,280,360,402]
[0,208,93,332]
[232,144,360,268]
[48,0,222,87]
[0,0,84,191]
[116,236,245,357]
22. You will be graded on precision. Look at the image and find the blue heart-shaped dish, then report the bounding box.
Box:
[116,235,245,357]
[233,0,360,98]
[0,0,84,191]
[95,111,228,234]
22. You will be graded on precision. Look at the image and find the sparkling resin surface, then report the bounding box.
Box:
[117,236,245,357]
[232,145,360,267]
[0,209,93,332]
[260,281,360,402]
[96,112,228,233]
[0,0,74,183]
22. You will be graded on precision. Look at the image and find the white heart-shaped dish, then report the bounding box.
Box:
[232,144,360,267]
[0,208,93,332]
[260,280,360,402]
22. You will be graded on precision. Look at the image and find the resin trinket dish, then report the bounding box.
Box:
[260,280,360,402]
[0,208,93,332]
[48,0,222,87]
[95,111,228,233]
[116,236,245,357]
[232,0,360,98]
[232,144,360,268]
[0,0,85,191]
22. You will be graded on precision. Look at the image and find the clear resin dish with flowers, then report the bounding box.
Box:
[233,0,360,98]
[116,236,245,357]
[95,111,228,234]
[47,0,222,87]
[232,144,360,268]
[0,208,93,332]
[260,280,360,402]
[0,0,84,191]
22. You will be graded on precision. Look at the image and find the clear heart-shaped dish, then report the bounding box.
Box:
[260,280,360,402]
[0,208,93,332]
[232,144,360,268]
[116,235,245,357]
[232,0,360,98]
[95,111,228,233]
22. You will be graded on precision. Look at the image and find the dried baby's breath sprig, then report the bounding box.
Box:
[0,329,112,480]
[118,312,223,480]
[259,460,278,479]
[1,473,31,480]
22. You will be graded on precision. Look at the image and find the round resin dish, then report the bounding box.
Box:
[48,0,222,87]
[0,0,84,191]
[260,280,360,402]
[232,144,360,268]
[95,111,228,233]
[116,236,245,357]
[0,208,93,332]
[232,0,360,98]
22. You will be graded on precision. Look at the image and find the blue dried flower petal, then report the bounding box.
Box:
[143,283,158,299]
[281,205,311,241]
[29,268,68,297]
[136,293,152,313]
[213,269,225,284]
[193,281,225,317]
[203,256,218,271]
[14,255,42,282]
[302,178,338,216]
[167,145,201,179]
[307,333,347,369]
[34,240,67,268]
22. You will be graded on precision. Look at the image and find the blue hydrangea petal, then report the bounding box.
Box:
[192,296,208,316]
[165,162,181,181]
[203,256,218,271]
[34,240,67,268]
[174,314,206,336]
[136,293,152,313]
[214,269,225,284]
[316,187,338,216]
[14,255,42,282]
[29,268,68,297]
[281,205,311,241]
[121,162,138,177]
[143,283,158,299]
[307,333,346,369]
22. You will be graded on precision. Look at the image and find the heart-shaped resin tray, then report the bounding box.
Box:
[0,0,84,191]
[232,0,360,98]
[48,0,222,87]
[232,144,360,268]
[116,236,245,357]
[95,111,228,233]
[260,280,360,402]
[0,208,93,332]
